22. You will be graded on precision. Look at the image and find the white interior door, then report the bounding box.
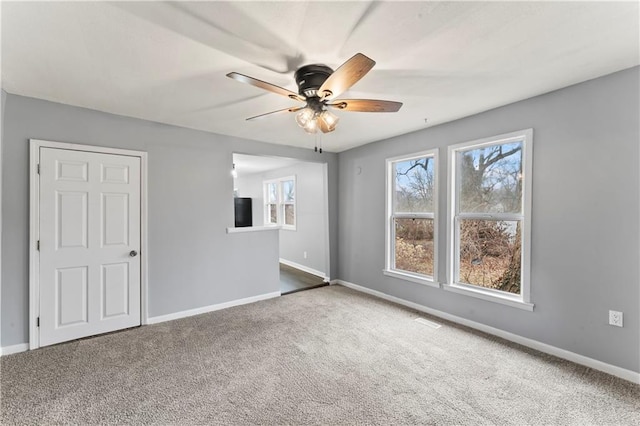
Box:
[38,147,141,347]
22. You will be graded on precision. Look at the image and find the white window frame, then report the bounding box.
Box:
[384,149,439,287]
[445,129,534,311]
[263,176,296,230]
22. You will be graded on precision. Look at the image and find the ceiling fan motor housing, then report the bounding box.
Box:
[294,64,333,98]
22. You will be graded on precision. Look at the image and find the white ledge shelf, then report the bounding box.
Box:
[226,225,281,234]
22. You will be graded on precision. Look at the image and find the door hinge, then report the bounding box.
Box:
[37,164,40,174]
[37,317,40,327]
[37,240,40,251]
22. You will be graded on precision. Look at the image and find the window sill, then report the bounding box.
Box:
[383,269,440,288]
[442,283,534,311]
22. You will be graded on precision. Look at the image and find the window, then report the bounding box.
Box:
[446,129,533,310]
[263,176,296,229]
[385,149,438,286]
[281,179,295,227]
[265,182,278,225]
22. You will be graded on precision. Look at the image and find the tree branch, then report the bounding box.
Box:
[396,158,432,177]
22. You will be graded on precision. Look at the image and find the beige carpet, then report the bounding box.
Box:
[1,285,639,425]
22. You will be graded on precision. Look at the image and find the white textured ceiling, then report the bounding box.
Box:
[2,1,638,152]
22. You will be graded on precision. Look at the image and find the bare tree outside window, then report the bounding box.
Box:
[386,131,530,303]
[459,143,523,214]
[395,157,434,212]
[456,142,523,294]
[390,155,436,278]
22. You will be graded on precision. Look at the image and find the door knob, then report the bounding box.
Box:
[129,250,138,257]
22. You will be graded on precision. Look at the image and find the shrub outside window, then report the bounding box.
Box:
[447,129,533,310]
[385,149,438,285]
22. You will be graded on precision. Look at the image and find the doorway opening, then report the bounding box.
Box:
[232,153,330,294]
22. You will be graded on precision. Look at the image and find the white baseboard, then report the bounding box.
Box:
[333,279,640,385]
[147,291,281,325]
[1,343,29,356]
[280,258,329,281]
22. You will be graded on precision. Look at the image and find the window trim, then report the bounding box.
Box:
[446,129,533,310]
[384,148,439,286]
[263,176,297,230]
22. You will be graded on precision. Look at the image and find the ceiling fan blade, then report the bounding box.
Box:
[227,72,306,102]
[246,106,304,121]
[328,99,403,112]
[115,2,304,75]
[318,53,376,100]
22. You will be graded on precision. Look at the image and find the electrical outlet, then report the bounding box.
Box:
[303,251,307,259]
[609,310,623,327]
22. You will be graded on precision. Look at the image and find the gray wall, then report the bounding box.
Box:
[1,94,338,347]
[236,161,329,276]
[337,67,640,373]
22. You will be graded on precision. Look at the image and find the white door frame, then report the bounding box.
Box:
[29,139,149,350]
[321,162,331,281]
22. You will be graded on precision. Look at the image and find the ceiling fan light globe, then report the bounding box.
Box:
[319,110,339,131]
[295,107,314,127]
[303,118,318,134]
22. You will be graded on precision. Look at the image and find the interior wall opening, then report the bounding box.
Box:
[232,153,330,294]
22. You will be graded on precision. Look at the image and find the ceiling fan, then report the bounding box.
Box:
[226,53,402,135]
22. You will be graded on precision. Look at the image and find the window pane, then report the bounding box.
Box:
[394,157,434,213]
[394,218,434,276]
[284,204,295,226]
[267,183,277,203]
[458,141,523,213]
[282,180,295,202]
[268,204,277,223]
[458,219,521,294]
